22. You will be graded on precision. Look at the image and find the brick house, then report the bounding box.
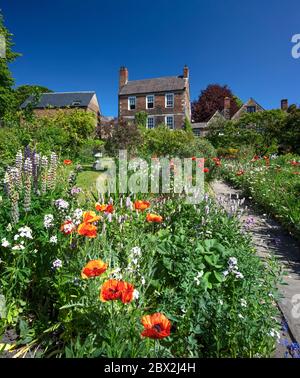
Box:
[118,66,191,130]
[191,97,266,137]
[21,91,101,126]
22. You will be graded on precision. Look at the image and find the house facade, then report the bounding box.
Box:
[21,91,101,126]
[118,66,191,130]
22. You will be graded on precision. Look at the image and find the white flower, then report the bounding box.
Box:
[54,199,69,211]
[1,238,10,248]
[219,299,224,306]
[44,214,54,229]
[133,289,139,300]
[238,313,244,319]
[223,270,229,277]
[6,224,12,232]
[12,244,25,251]
[269,329,280,341]
[18,226,33,239]
[228,257,238,267]
[72,208,83,225]
[52,259,62,269]
[141,276,146,285]
[235,271,244,279]
[14,234,19,241]
[241,299,247,307]
[131,246,141,256]
[49,235,58,244]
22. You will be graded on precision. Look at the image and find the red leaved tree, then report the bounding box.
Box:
[191,84,241,122]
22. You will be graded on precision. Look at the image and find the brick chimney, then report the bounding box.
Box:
[224,97,231,120]
[281,99,288,111]
[119,66,128,88]
[183,65,189,79]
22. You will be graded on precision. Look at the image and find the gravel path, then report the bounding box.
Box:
[211,180,300,357]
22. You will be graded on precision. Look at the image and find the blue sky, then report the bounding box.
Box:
[2,0,300,115]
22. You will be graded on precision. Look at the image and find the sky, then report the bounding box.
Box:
[1,0,300,116]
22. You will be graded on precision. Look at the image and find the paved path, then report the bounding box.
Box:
[211,180,300,356]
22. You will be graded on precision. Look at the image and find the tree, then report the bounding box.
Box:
[14,85,52,108]
[191,84,240,122]
[0,11,21,118]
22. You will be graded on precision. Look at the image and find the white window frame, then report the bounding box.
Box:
[128,96,136,110]
[165,115,174,129]
[147,116,155,129]
[165,93,174,108]
[146,94,155,109]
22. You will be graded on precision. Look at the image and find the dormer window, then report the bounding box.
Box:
[146,95,154,109]
[72,101,81,106]
[165,93,174,108]
[247,106,256,113]
[128,96,136,110]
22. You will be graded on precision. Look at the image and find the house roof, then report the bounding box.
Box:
[231,97,265,120]
[119,76,186,95]
[20,91,96,109]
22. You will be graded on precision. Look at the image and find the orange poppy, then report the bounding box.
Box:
[292,172,300,175]
[236,170,245,176]
[60,220,76,235]
[250,155,260,162]
[95,203,114,213]
[134,200,151,211]
[63,159,72,165]
[100,279,134,304]
[77,222,97,238]
[83,211,101,223]
[146,213,163,223]
[141,313,171,339]
[81,259,108,279]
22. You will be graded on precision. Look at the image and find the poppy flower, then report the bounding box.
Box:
[81,259,108,279]
[250,155,260,162]
[236,170,244,176]
[134,200,151,211]
[292,172,300,175]
[63,159,72,165]
[203,168,210,173]
[146,213,163,223]
[290,161,300,166]
[141,313,171,339]
[100,279,134,304]
[83,211,101,223]
[95,203,114,213]
[77,222,97,238]
[60,220,76,235]
[191,156,197,161]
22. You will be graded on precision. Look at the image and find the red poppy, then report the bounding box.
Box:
[236,170,245,176]
[81,259,108,279]
[250,155,260,162]
[191,156,197,161]
[146,213,163,223]
[77,222,97,238]
[95,203,114,213]
[134,200,151,211]
[60,220,76,235]
[141,313,171,339]
[290,161,300,166]
[203,168,210,173]
[63,159,72,165]
[100,279,134,304]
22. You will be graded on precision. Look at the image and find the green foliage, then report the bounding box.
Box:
[139,125,216,158]
[183,117,192,132]
[134,111,147,129]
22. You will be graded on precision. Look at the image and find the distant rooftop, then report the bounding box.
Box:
[20,91,96,109]
[119,76,186,95]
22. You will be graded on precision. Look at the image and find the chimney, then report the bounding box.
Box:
[224,97,231,120]
[119,66,128,88]
[183,65,189,79]
[281,99,288,111]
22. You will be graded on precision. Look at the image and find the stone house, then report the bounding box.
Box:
[20,91,101,126]
[118,66,191,130]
